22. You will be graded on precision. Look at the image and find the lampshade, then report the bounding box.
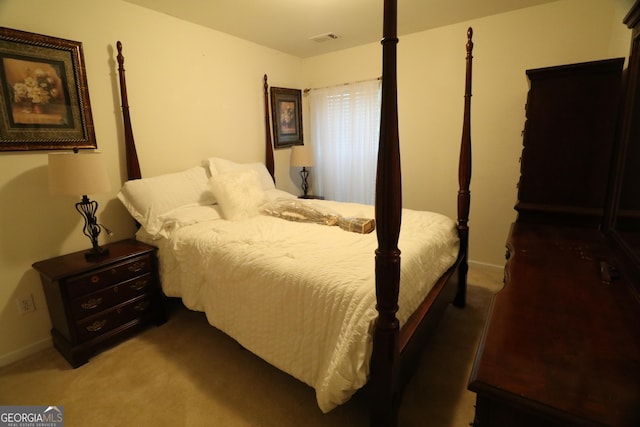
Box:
[290,144,314,167]
[49,152,111,196]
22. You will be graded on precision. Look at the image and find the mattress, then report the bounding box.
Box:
[137,198,459,412]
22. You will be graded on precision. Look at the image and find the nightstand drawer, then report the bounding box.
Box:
[75,295,154,342]
[66,254,152,298]
[69,273,153,319]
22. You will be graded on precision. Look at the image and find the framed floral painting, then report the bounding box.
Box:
[270,86,303,148]
[0,27,96,151]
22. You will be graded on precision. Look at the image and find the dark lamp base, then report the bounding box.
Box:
[84,246,110,260]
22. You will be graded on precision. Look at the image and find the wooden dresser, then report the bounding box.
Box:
[32,239,166,368]
[469,223,640,426]
[469,2,640,425]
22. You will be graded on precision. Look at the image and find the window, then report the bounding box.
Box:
[308,79,381,204]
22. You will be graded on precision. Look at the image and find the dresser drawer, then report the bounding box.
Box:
[69,273,154,320]
[65,254,152,298]
[75,295,154,342]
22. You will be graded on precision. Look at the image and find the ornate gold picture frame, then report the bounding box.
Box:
[0,27,96,151]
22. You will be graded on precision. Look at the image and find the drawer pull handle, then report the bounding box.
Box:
[128,261,146,273]
[600,261,619,284]
[130,279,148,291]
[86,319,107,332]
[81,298,103,310]
[134,301,151,312]
[91,275,100,284]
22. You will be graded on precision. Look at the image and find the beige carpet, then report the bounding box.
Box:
[0,266,502,427]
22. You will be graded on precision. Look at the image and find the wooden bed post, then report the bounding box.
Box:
[116,41,141,181]
[263,74,276,182]
[454,28,474,308]
[371,0,402,425]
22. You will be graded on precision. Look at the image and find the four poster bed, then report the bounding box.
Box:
[114,1,473,425]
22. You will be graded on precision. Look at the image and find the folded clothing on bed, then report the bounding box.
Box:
[260,198,376,234]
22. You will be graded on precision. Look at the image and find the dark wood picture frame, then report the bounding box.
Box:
[0,27,96,151]
[270,86,303,148]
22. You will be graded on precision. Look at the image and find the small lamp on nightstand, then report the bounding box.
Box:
[48,150,112,260]
[290,144,315,197]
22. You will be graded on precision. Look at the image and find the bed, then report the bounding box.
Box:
[114,1,473,425]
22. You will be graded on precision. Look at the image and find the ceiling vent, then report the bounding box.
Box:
[309,33,339,43]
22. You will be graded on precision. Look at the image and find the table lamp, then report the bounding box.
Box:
[48,150,112,260]
[290,144,315,197]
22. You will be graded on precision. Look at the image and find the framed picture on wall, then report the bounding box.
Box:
[0,27,96,151]
[270,86,303,148]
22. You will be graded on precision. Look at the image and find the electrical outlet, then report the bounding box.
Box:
[16,294,36,315]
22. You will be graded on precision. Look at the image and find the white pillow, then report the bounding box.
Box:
[206,157,275,191]
[117,166,215,235]
[209,169,265,220]
[264,188,297,202]
[156,205,222,239]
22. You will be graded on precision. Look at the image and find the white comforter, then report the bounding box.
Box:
[139,198,459,412]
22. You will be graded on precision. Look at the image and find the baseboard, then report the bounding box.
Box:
[0,337,52,368]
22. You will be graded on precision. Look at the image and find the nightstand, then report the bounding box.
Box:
[32,239,166,368]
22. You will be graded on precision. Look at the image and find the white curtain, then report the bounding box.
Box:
[308,79,381,204]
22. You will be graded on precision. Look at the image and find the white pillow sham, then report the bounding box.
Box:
[264,188,297,202]
[156,204,222,239]
[209,169,265,220]
[117,165,215,235]
[206,157,275,191]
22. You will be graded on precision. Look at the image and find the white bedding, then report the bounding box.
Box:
[138,197,459,412]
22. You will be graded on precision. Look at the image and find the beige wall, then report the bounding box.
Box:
[0,0,634,364]
[0,0,302,365]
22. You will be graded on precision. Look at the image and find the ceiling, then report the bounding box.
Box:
[125,0,560,58]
